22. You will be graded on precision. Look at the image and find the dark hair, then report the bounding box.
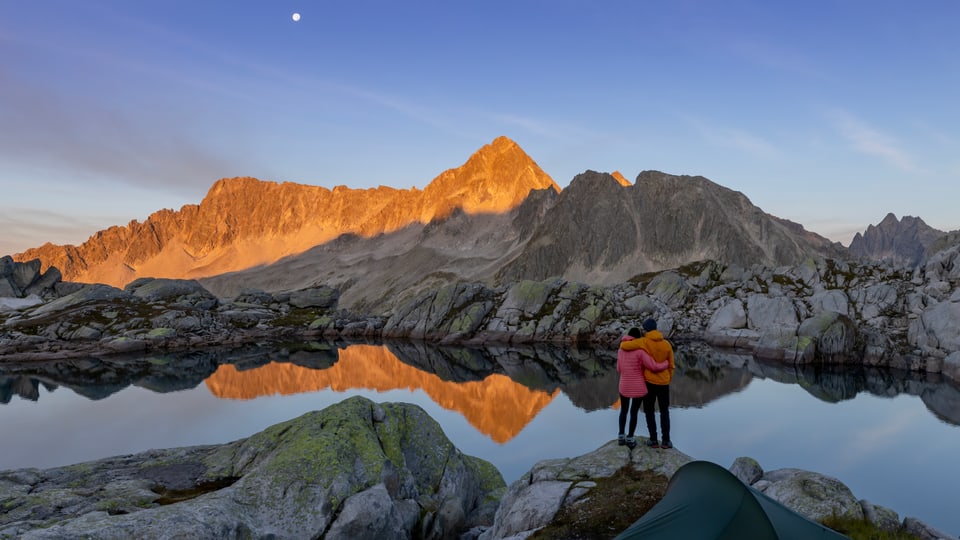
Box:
[642,319,657,331]
[627,327,643,338]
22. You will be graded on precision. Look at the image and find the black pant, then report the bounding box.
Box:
[618,394,643,437]
[644,383,670,443]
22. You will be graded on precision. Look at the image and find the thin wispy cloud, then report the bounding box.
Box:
[0,207,128,255]
[493,114,565,140]
[491,113,597,143]
[0,68,238,197]
[684,115,780,158]
[829,109,921,173]
[95,4,471,140]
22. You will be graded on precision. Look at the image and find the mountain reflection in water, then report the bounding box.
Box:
[205,345,559,443]
[2,341,960,428]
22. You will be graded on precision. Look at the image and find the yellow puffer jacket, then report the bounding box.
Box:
[619,330,674,385]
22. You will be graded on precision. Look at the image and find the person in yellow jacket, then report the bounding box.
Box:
[620,318,675,449]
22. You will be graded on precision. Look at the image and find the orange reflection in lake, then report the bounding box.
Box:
[204,344,558,443]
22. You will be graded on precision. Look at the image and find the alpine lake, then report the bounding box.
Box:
[1,340,958,535]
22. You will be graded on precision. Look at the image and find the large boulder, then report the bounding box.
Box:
[797,311,858,359]
[755,468,863,522]
[27,284,133,317]
[383,283,494,340]
[911,293,960,356]
[746,293,799,331]
[479,440,693,539]
[943,351,960,384]
[705,299,759,348]
[9,258,41,291]
[0,258,62,299]
[124,278,218,309]
[287,285,340,309]
[645,271,692,308]
[0,397,505,540]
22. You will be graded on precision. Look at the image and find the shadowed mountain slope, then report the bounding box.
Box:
[14,136,559,288]
[198,187,562,312]
[200,170,846,313]
[495,170,846,284]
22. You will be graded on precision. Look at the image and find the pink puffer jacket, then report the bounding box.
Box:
[617,336,669,398]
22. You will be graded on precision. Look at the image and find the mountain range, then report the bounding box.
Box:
[12,136,955,314]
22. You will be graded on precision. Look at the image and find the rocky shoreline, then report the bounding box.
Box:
[3,248,960,377]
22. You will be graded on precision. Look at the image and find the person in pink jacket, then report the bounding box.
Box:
[617,327,670,449]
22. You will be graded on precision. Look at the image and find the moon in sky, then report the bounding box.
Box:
[292,12,301,22]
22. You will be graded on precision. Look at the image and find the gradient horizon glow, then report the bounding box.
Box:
[2,1,958,256]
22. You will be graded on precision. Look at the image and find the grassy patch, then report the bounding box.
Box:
[150,476,239,505]
[268,308,324,328]
[11,300,162,335]
[675,260,720,283]
[820,515,922,540]
[530,466,668,540]
[627,271,660,287]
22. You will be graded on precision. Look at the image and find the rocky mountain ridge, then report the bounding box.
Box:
[14,137,865,315]
[14,136,559,289]
[197,169,850,314]
[849,212,949,267]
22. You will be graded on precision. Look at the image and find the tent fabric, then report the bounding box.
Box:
[614,461,849,540]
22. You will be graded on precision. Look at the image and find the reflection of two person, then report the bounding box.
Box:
[619,319,675,449]
[616,321,670,449]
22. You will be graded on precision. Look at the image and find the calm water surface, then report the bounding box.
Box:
[1,341,958,535]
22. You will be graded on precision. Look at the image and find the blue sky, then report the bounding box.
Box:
[2,0,959,257]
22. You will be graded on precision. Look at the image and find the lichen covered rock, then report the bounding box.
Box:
[0,396,505,540]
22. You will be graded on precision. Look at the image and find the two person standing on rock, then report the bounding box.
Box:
[616,318,676,449]
[616,323,669,448]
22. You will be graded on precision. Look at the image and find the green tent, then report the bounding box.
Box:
[614,461,849,540]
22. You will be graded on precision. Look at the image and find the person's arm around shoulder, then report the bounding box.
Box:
[666,340,675,377]
[640,348,669,372]
[620,338,644,351]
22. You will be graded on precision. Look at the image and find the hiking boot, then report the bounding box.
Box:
[660,440,673,449]
[646,439,660,449]
[618,434,626,446]
[625,436,637,449]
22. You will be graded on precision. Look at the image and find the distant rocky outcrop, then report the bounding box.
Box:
[0,256,63,304]
[0,396,505,540]
[0,270,352,360]
[13,136,560,289]
[926,230,960,260]
[849,213,947,267]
